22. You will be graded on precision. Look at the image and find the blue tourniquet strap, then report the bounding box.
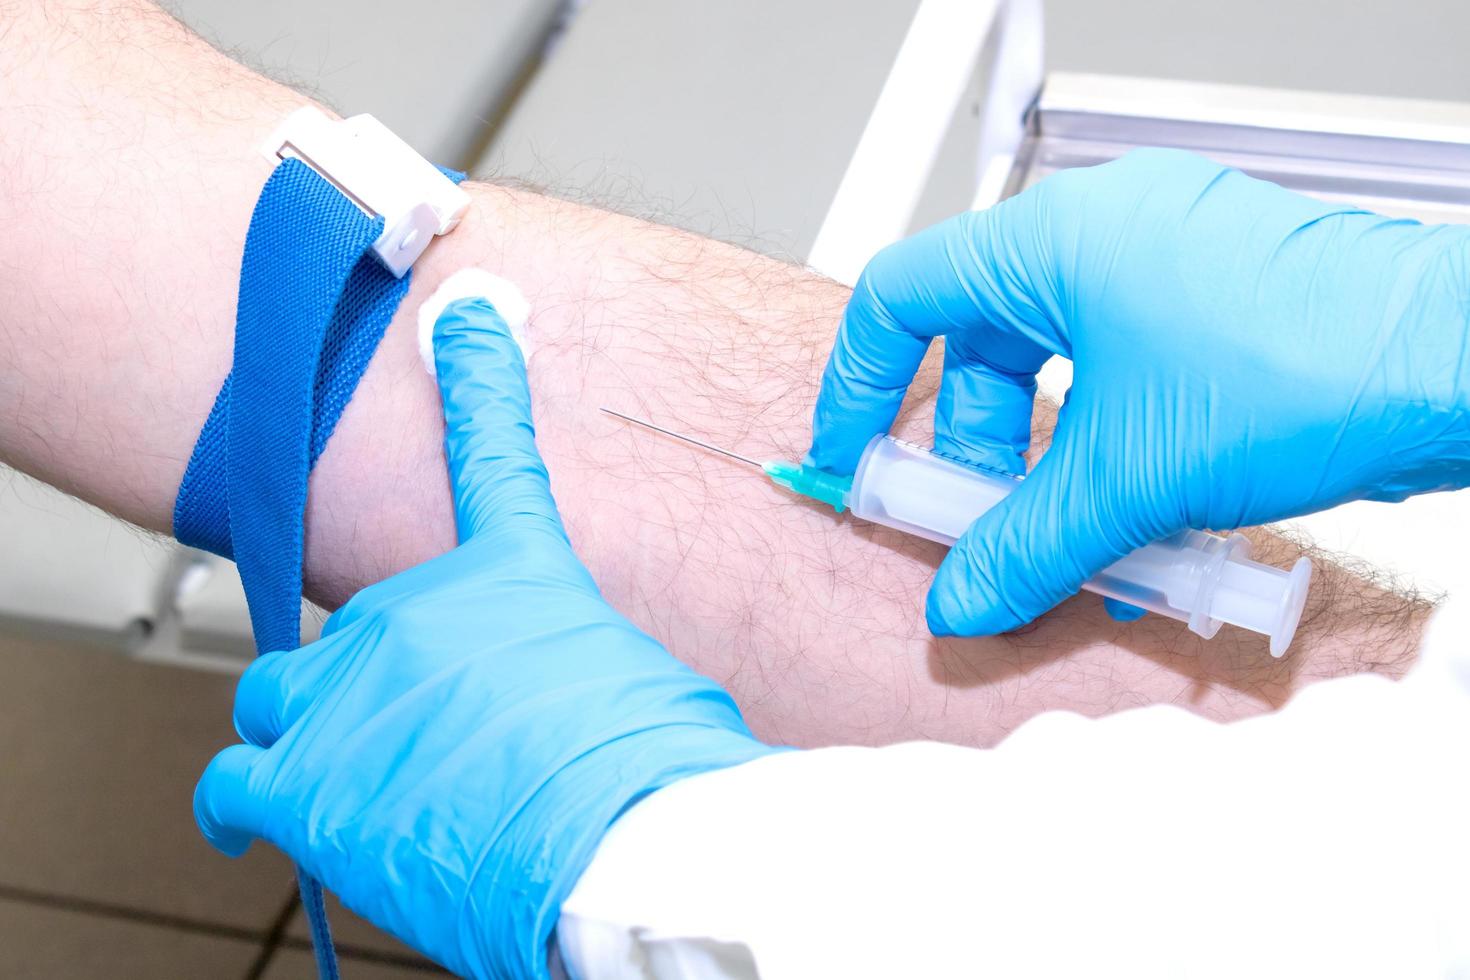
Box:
[228,159,389,650]
[174,156,466,980]
[176,158,405,571]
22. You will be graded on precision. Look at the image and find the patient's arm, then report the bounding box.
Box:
[1,0,1427,747]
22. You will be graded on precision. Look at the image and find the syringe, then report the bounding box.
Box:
[602,409,1312,656]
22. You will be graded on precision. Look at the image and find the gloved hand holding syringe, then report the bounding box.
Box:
[800,150,1470,651]
[603,409,1312,656]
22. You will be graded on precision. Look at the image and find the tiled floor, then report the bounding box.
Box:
[0,631,446,978]
[0,896,259,978]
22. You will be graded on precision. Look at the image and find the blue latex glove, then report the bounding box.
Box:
[808,148,1470,637]
[194,296,778,978]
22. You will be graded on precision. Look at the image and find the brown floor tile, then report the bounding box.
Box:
[263,948,448,979]
[0,631,297,931]
[0,894,260,979]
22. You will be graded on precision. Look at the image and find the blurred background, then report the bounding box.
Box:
[2,0,1467,976]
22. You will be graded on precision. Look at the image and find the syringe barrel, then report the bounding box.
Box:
[847,436,1311,656]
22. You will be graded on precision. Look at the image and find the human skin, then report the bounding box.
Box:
[0,0,1427,748]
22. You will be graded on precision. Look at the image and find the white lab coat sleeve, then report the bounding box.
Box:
[557,598,1470,980]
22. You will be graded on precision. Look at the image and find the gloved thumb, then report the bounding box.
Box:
[194,743,272,858]
[925,439,1151,636]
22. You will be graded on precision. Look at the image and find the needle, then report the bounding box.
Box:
[599,407,764,470]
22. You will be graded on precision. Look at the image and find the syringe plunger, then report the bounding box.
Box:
[847,436,1311,656]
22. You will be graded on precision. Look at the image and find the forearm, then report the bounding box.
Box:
[496,214,1426,743]
[2,0,305,520]
[2,1,1426,749]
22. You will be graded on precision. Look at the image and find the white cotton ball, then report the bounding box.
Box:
[416,268,532,377]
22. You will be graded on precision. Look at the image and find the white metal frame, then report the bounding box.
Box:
[806,0,1042,285]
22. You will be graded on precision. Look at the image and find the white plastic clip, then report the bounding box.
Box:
[259,107,471,278]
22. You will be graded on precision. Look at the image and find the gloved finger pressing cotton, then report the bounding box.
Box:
[195,279,779,979]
